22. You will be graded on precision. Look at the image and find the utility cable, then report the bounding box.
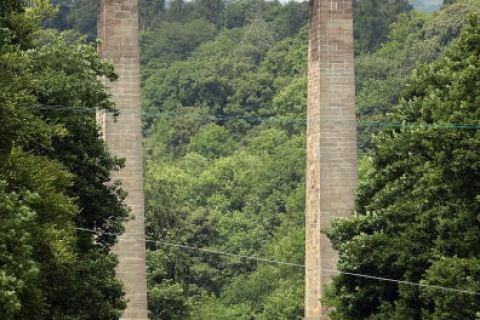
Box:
[76,227,304,268]
[76,227,480,296]
[22,105,480,130]
[153,239,306,268]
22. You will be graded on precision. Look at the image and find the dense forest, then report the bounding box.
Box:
[1,0,479,320]
[138,1,479,319]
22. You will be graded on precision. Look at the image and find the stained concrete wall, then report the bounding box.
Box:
[97,1,149,319]
[305,0,357,319]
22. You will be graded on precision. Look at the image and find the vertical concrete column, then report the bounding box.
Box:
[97,1,149,319]
[305,0,357,319]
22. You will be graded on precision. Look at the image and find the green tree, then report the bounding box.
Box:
[141,19,216,68]
[28,35,129,319]
[142,11,310,318]
[167,0,196,23]
[265,1,308,39]
[187,124,237,159]
[142,27,246,130]
[356,1,480,149]
[233,18,276,65]
[1,9,74,318]
[145,124,307,319]
[45,0,97,40]
[1,2,128,319]
[222,0,272,29]
[193,0,225,25]
[354,0,413,54]
[0,183,40,320]
[325,15,480,320]
[139,0,165,30]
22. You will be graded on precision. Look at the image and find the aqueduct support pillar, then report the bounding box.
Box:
[305,0,357,319]
[97,1,149,319]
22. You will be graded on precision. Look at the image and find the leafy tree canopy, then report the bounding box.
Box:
[325,14,480,320]
[1,1,128,319]
[139,1,480,319]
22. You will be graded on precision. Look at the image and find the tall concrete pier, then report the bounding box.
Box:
[305,0,357,319]
[97,1,149,319]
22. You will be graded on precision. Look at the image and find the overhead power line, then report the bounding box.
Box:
[76,227,480,296]
[23,105,480,130]
[154,240,306,268]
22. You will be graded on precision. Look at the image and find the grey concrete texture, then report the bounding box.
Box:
[305,0,358,319]
[97,0,149,319]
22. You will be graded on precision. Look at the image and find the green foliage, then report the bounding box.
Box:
[222,0,272,29]
[190,294,255,320]
[139,0,165,30]
[0,182,39,320]
[137,0,308,36]
[233,18,276,65]
[325,15,480,320]
[187,124,237,159]
[138,1,480,319]
[142,28,241,111]
[140,19,216,68]
[264,1,309,39]
[141,13,307,134]
[141,2,477,319]
[356,0,480,149]
[142,26,264,131]
[47,0,166,35]
[44,0,97,40]
[354,0,413,54]
[422,258,480,320]
[0,2,127,319]
[145,125,306,319]
[192,0,226,25]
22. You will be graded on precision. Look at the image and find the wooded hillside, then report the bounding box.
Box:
[138,1,479,319]
[1,0,478,319]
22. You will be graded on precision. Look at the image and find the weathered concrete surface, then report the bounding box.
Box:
[97,1,148,319]
[305,0,357,319]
